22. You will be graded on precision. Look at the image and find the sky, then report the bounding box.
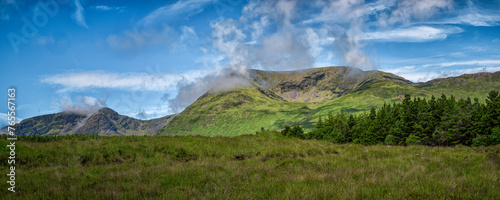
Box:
[1,0,500,126]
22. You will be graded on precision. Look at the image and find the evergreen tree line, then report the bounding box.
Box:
[281,91,500,146]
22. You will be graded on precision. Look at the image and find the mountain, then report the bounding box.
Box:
[6,67,500,136]
[159,81,311,136]
[158,67,500,136]
[249,66,410,103]
[2,108,175,136]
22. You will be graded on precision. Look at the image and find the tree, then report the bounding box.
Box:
[281,126,291,136]
[288,125,304,139]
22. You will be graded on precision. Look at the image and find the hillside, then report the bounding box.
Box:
[159,67,500,136]
[159,82,312,136]
[3,108,174,136]
[249,66,411,103]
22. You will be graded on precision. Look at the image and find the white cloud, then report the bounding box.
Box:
[176,26,199,49]
[72,0,88,28]
[362,26,463,42]
[464,46,486,52]
[107,25,177,51]
[94,5,125,12]
[59,96,106,116]
[452,13,500,26]
[95,5,111,10]
[385,60,500,82]
[138,0,212,27]
[41,68,218,93]
[106,0,212,52]
[388,0,453,25]
[34,35,55,45]
[0,113,23,127]
[426,60,500,68]
[450,52,466,57]
[400,66,500,83]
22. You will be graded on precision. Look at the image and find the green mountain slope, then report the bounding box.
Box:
[250,66,410,103]
[416,71,500,100]
[159,82,312,136]
[159,67,500,136]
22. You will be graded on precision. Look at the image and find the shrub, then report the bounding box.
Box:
[406,134,421,145]
[384,134,399,145]
[490,127,500,145]
[472,134,490,147]
[288,125,304,139]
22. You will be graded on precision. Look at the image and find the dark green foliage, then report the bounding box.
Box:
[281,125,305,138]
[280,126,291,136]
[491,127,500,145]
[298,90,500,146]
[472,134,490,147]
[288,125,305,139]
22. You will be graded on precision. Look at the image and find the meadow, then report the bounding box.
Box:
[1,133,499,199]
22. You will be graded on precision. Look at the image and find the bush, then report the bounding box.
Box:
[288,125,304,139]
[406,134,421,145]
[490,127,500,145]
[324,131,345,144]
[384,134,399,145]
[472,134,490,147]
[281,126,291,136]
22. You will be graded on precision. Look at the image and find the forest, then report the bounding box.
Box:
[281,90,500,146]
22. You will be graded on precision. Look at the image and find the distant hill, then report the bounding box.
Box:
[2,108,175,136]
[6,67,500,136]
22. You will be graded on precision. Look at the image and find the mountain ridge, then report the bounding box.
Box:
[2,107,175,136]
[5,66,500,136]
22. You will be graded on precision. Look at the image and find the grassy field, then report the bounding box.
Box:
[1,133,499,199]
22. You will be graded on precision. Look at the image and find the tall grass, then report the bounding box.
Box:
[1,133,498,199]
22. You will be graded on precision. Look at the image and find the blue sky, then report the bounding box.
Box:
[1,0,500,126]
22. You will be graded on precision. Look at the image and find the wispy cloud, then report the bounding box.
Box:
[392,66,500,83]
[107,25,177,51]
[107,0,211,53]
[424,59,500,68]
[386,0,453,25]
[41,68,218,93]
[0,0,18,21]
[385,59,500,82]
[449,13,500,26]
[72,0,88,28]
[362,26,463,42]
[94,5,125,12]
[0,113,23,126]
[138,0,212,27]
[59,96,106,116]
[464,45,486,52]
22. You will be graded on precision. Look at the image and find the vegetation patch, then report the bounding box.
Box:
[0,134,498,199]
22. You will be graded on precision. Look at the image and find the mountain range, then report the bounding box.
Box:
[4,66,500,136]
